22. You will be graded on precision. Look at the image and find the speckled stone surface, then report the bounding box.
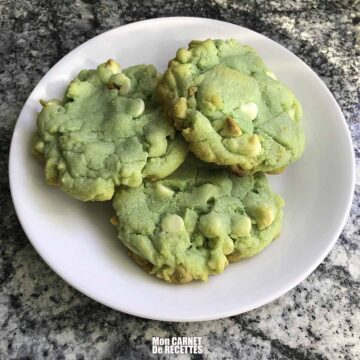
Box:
[1,1,359,359]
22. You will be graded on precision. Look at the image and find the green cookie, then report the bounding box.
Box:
[112,157,284,283]
[33,60,188,201]
[157,39,305,174]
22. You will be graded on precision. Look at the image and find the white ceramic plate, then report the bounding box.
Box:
[9,17,355,321]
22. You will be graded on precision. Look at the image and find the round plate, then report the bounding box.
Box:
[9,17,355,321]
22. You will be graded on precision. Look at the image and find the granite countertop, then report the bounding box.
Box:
[1,1,359,359]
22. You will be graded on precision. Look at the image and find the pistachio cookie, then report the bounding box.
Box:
[112,157,284,283]
[157,39,305,174]
[33,60,188,201]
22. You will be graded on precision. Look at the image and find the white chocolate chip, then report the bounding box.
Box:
[199,213,225,238]
[183,208,198,233]
[155,183,175,199]
[255,205,275,230]
[266,70,277,80]
[247,134,262,157]
[131,99,145,118]
[35,140,44,153]
[105,59,120,73]
[231,215,252,238]
[176,48,192,63]
[223,134,262,157]
[287,107,295,120]
[110,215,119,225]
[173,97,187,119]
[240,103,258,121]
[222,236,235,255]
[161,214,184,233]
[109,73,131,95]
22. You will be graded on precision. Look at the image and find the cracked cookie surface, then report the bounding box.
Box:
[112,156,284,283]
[157,39,305,174]
[33,60,188,201]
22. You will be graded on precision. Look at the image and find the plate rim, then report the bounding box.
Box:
[9,16,356,322]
